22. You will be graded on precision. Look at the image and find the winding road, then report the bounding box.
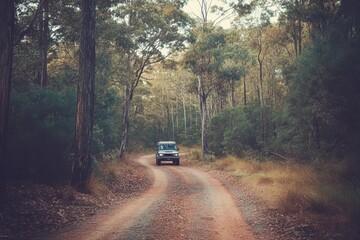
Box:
[55,154,256,240]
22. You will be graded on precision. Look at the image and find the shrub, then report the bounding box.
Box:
[7,86,76,183]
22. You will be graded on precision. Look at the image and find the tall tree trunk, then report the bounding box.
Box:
[71,0,96,193]
[166,104,171,138]
[176,100,179,136]
[292,19,299,58]
[298,19,302,55]
[119,56,144,158]
[198,76,208,158]
[182,94,187,136]
[200,93,208,158]
[0,0,14,205]
[189,95,193,129]
[243,72,247,106]
[119,86,131,158]
[231,78,235,107]
[257,35,266,147]
[38,0,49,88]
[171,105,175,140]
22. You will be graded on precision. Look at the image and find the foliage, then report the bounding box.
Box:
[274,0,360,161]
[4,0,360,187]
[93,87,123,155]
[208,104,261,157]
[8,86,76,183]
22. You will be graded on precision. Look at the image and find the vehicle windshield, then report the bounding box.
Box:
[159,144,177,150]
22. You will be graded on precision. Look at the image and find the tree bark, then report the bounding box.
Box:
[0,0,14,205]
[257,33,266,147]
[119,83,136,159]
[198,76,208,158]
[182,94,187,136]
[231,78,235,107]
[38,0,49,88]
[243,71,247,106]
[71,0,96,193]
[119,89,130,159]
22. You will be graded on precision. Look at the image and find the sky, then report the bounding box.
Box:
[183,0,279,28]
[183,0,235,28]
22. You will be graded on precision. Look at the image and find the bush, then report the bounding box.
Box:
[208,105,260,157]
[7,86,76,183]
[93,87,123,155]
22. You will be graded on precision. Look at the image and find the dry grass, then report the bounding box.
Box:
[187,148,202,161]
[88,175,110,197]
[88,153,135,196]
[189,153,360,219]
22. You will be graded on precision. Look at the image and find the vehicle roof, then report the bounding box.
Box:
[157,141,176,144]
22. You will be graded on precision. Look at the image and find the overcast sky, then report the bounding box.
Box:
[183,0,235,28]
[183,0,279,28]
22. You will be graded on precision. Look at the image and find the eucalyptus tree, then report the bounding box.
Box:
[0,0,14,204]
[13,0,81,90]
[71,0,96,192]
[111,0,193,158]
[184,25,229,158]
[13,0,51,87]
[298,0,360,155]
[144,61,197,144]
[218,30,251,108]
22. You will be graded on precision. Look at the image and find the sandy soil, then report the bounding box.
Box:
[52,154,256,240]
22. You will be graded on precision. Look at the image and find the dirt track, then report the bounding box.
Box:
[54,154,256,240]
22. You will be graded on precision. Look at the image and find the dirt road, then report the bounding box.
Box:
[54,154,256,240]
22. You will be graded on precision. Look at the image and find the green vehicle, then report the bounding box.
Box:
[156,141,180,166]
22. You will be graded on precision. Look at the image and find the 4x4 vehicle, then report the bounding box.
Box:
[156,141,180,166]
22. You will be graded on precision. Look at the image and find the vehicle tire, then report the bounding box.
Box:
[176,159,180,166]
[156,159,161,166]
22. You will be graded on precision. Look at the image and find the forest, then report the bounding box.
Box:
[0,0,359,203]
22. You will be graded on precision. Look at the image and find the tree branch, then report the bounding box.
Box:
[15,0,46,46]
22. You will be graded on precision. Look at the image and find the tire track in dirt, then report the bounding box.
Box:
[53,154,256,240]
[187,168,255,240]
[54,155,167,240]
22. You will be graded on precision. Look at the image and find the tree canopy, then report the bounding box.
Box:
[0,0,359,194]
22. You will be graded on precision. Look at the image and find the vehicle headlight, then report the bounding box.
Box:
[174,153,178,157]
[158,153,163,156]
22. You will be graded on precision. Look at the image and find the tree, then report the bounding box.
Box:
[37,0,49,87]
[248,25,271,147]
[271,0,360,160]
[184,25,228,158]
[71,0,96,192]
[0,0,14,204]
[277,0,305,58]
[112,0,192,158]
